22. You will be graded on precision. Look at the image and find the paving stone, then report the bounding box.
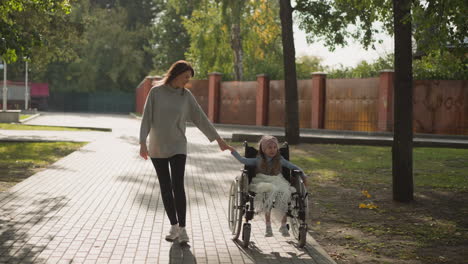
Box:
[0,113,336,264]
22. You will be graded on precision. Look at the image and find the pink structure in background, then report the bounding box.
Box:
[0,81,49,110]
[135,72,468,136]
[31,83,49,97]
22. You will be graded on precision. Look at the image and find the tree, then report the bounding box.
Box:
[295,0,466,202]
[182,0,284,80]
[412,0,467,58]
[279,0,300,144]
[43,0,151,92]
[0,0,74,62]
[392,0,413,202]
[296,55,325,79]
[295,0,466,58]
[220,0,246,80]
[150,0,193,74]
[183,2,234,78]
[241,0,284,80]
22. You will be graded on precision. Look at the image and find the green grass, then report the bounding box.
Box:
[0,142,87,191]
[0,123,95,131]
[229,142,468,263]
[288,144,468,190]
[20,114,32,120]
[229,141,468,190]
[228,142,468,190]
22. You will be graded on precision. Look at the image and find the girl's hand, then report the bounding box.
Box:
[227,145,236,152]
[140,143,149,160]
[216,138,230,151]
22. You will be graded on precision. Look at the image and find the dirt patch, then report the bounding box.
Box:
[0,167,43,192]
[286,143,468,264]
[307,178,468,264]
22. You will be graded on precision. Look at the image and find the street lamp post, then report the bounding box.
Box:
[25,60,28,110]
[2,58,6,111]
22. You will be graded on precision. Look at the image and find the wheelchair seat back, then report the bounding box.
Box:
[243,142,291,184]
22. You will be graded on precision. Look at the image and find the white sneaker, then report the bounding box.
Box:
[178,227,189,244]
[279,225,290,237]
[265,225,273,237]
[165,225,179,242]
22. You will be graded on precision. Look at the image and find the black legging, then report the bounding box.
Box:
[151,154,187,227]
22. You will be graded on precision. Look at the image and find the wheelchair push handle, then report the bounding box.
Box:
[292,169,304,179]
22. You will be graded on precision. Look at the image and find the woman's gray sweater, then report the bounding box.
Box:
[139,85,219,158]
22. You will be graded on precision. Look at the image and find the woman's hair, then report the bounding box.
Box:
[161,60,195,85]
[257,135,282,175]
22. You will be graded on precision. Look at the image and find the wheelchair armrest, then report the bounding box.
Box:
[291,170,303,183]
[291,169,308,195]
[292,169,302,177]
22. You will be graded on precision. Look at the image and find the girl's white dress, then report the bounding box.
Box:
[249,173,296,213]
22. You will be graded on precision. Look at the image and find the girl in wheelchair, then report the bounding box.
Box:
[228,135,307,237]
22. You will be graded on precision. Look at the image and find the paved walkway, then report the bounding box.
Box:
[0,113,336,264]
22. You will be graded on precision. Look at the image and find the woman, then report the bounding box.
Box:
[139,60,230,245]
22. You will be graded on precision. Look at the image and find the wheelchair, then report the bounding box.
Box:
[228,141,309,248]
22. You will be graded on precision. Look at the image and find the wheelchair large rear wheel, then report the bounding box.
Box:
[289,193,309,248]
[228,179,244,240]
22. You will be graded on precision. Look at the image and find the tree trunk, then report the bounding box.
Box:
[279,0,300,144]
[392,0,414,202]
[231,22,243,81]
[229,0,243,81]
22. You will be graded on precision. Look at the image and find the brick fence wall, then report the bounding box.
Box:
[135,72,468,135]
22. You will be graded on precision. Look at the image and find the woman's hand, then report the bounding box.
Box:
[216,138,230,151]
[140,143,149,160]
[227,145,236,152]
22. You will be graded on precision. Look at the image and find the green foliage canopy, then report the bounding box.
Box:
[295,0,467,56]
[44,0,154,92]
[0,0,74,62]
[150,0,192,75]
[183,0,284,80]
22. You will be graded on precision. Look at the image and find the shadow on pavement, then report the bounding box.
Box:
[0,195,69,264]
[169,242,196,264]
[235,241,316,264]
[235,240,332,264]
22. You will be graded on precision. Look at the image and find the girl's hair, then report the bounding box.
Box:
[161,60,195,85]
[257,135,282,175]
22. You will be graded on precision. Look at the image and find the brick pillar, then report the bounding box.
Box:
[144,75,161,99]
[136,76,161,114]
[378,70,394,131]
[208,72,222,123]
[256,74,269,126]
[311,72,327,129]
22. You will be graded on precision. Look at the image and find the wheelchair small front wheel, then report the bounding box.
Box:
[288,195,309,248]
[298,224,308,248]
[241,223,251,248]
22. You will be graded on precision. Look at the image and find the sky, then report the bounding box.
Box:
[293,25,394,69]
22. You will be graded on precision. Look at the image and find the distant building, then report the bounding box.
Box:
[0,81,49,110]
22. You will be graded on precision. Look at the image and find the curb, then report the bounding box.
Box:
[129,112,142,120]
[214,123,468,141]
[0,138,90,143]
[19,124,112,132]
[232,133,468,149]
[19,113,41,123]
